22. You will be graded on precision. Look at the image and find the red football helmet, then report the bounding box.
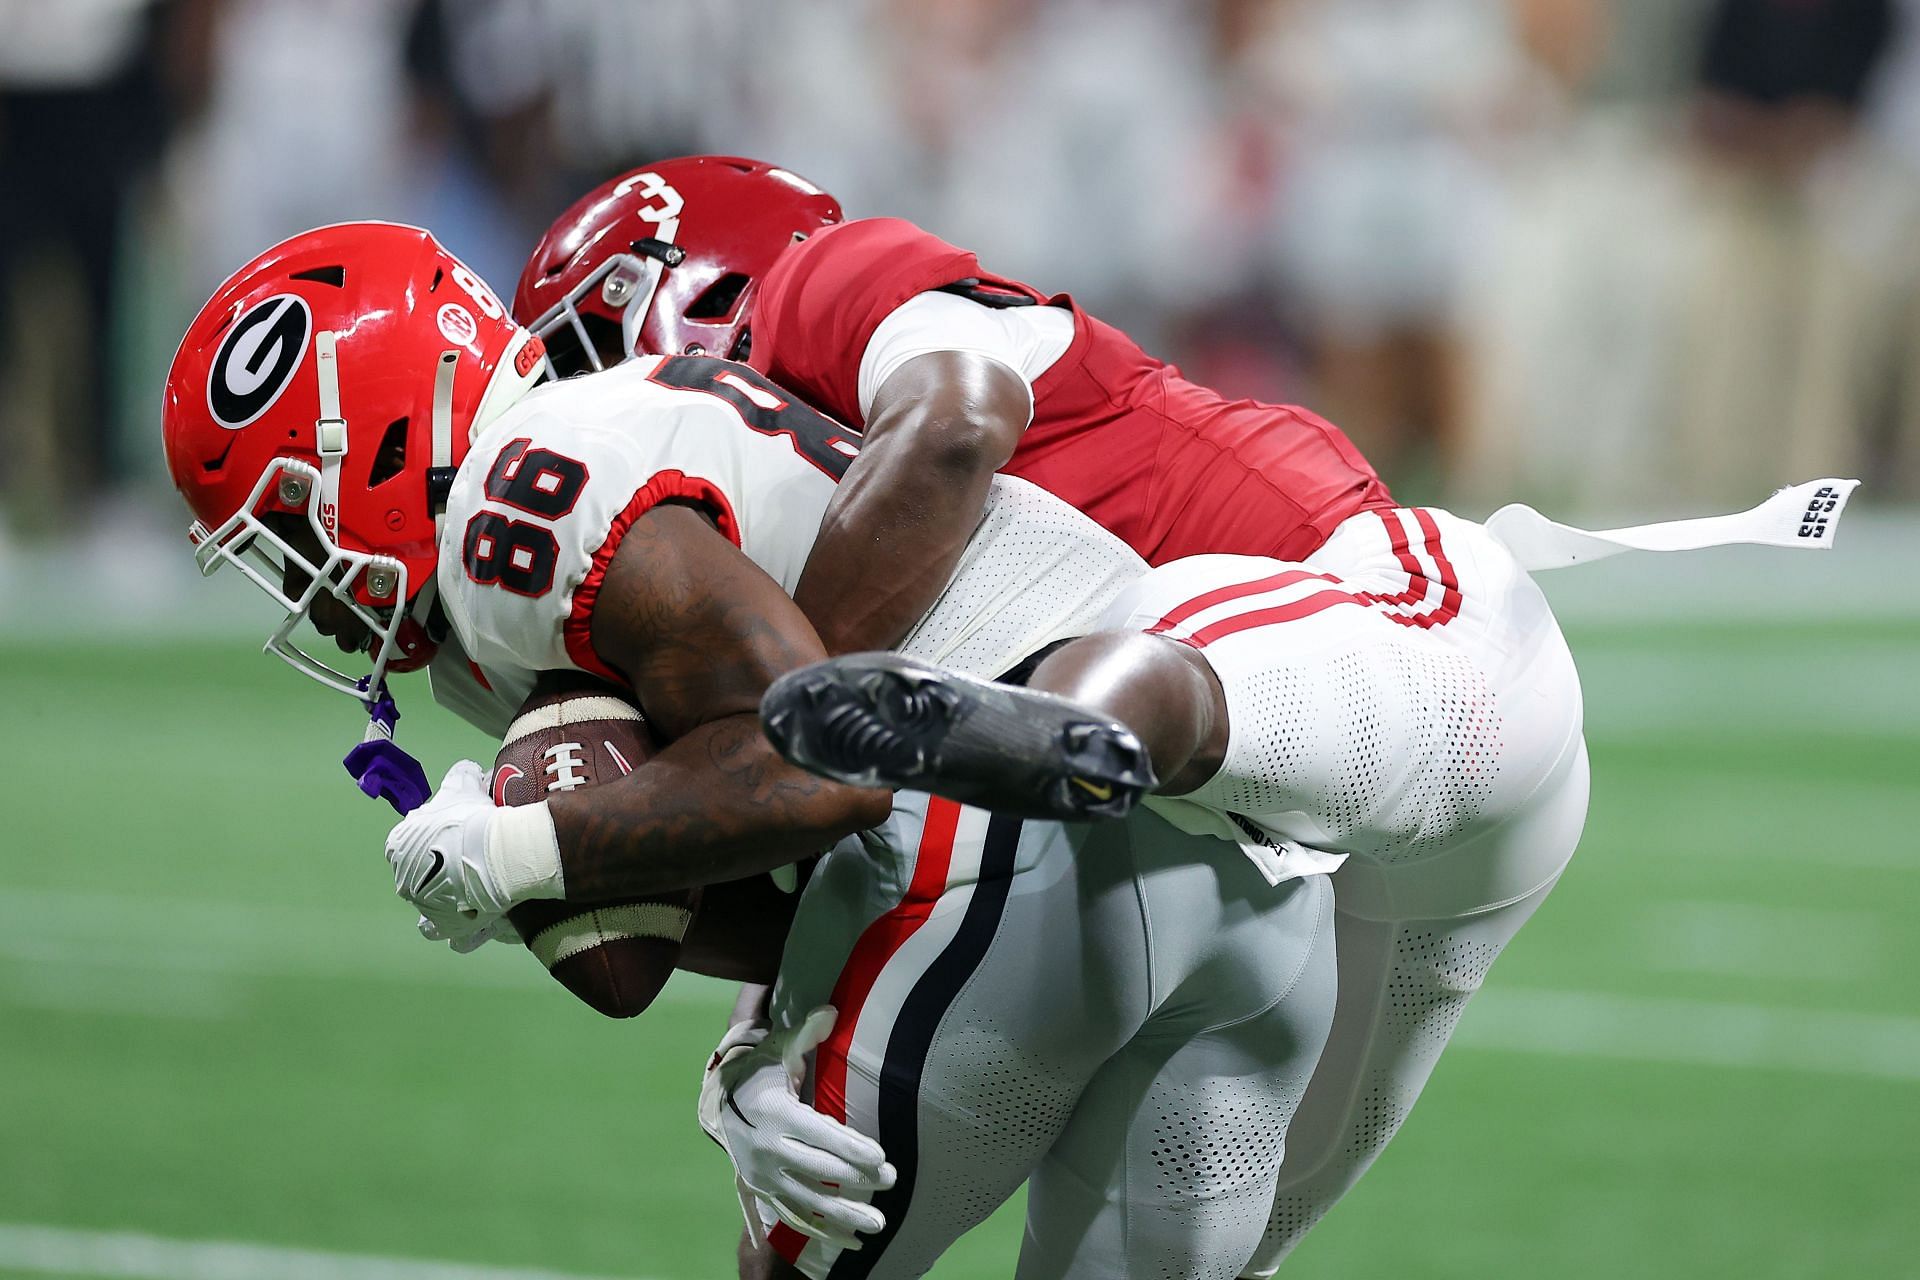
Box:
[164,221,547,701]
[513,155,842,374]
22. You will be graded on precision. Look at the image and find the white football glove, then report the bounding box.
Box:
[699,1005,896,1254]
[415,912,520,955]
[385,761,562,951]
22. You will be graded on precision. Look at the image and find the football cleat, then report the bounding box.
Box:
[760,654,1157,821]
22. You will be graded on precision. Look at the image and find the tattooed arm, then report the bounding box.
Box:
[545,503,893,899]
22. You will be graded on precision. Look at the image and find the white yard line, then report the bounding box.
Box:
[0,886,739,1016]
[1574,646,1920,738]
[0,1224,652,1280]
[1457,987,1920,1082]
[1627,900,1890,981]
[6,886,1917,1080]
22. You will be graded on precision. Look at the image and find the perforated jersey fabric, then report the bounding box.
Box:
[906,1019,1082,1232]
[895,474,1145,682]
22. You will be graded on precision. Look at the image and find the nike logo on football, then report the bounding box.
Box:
[414,850,446,895]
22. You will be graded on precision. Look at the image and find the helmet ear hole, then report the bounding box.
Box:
[686,273,751,322]
[368,418,410,487]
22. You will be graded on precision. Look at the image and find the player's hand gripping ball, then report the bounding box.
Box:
[493,681,700,1017]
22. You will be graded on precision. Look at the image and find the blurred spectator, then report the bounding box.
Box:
[7,0,1919,551]
[732,0,1226,349]
[163,0,419,300]
[0,0,184,532]
[1224,0,1543,494]
[1858,0,1920,496]
[399,0,567,291]
[1452,0,1702,509]
[1674,0,1905,501]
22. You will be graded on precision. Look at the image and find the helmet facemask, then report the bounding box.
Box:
[525,248,669,377]
[190,456,431,700]
[185,330,466,704]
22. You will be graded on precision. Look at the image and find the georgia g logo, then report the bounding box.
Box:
[207,294,312,429]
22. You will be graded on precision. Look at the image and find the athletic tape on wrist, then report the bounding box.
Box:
[486,800,565,902]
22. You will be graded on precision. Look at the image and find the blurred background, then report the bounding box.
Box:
[1,1,1915,1278]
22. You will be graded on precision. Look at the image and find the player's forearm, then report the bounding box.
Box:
[792,354,1027,654]
[795,435,993,653]
[545,712,891,898]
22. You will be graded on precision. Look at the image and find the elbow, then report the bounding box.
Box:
[922,415,1015,479]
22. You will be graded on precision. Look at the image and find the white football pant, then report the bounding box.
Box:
[1099,506,1589,1274]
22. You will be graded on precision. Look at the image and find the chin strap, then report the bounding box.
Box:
[314,331,349,538]
[426,349,459,525]
[345,678,433,814]
[349,351,463,815]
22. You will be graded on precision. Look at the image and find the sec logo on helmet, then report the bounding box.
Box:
[437,302,479,347]
[207,294,312,429]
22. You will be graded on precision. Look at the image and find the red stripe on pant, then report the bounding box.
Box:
[1368,509,1429,608]
[1144,569,1335,636]
[1180,511,1464,648]
[768,798,966,1265]
[1403,508,1463,628]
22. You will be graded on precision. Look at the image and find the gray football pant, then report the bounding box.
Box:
[769,798,1338,1280]
[1239,874,1561,1274]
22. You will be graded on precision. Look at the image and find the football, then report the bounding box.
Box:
[495,677,698,1018]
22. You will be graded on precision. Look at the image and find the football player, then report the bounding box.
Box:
[514,155,1857,1277]
[160,222,1342,1279]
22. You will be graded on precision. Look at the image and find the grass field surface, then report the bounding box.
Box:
[2,613,1915,1279]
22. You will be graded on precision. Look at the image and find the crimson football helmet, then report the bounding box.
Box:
[164,222,547,701]
[513,155,843,374]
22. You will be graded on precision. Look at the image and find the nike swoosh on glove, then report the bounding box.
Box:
[699,1005,897,1253]
[384,761,518,950]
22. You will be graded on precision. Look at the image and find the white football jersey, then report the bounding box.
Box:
[428,355,1145,735]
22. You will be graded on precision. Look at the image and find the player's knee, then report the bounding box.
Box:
[1030,631,1225,787]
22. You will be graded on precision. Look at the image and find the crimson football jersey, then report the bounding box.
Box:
[749,217,1396,566]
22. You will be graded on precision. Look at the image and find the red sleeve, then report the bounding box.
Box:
[747,218,988,429]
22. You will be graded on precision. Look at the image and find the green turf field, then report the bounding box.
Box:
[2,617,1916,1279]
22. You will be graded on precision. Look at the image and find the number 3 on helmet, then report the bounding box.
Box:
[513,155,842,375]
[163,222,547,700]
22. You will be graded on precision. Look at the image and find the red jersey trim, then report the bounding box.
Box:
[561,470,743,684]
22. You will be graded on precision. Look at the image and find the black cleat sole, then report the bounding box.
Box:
[761,654,1157,822]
